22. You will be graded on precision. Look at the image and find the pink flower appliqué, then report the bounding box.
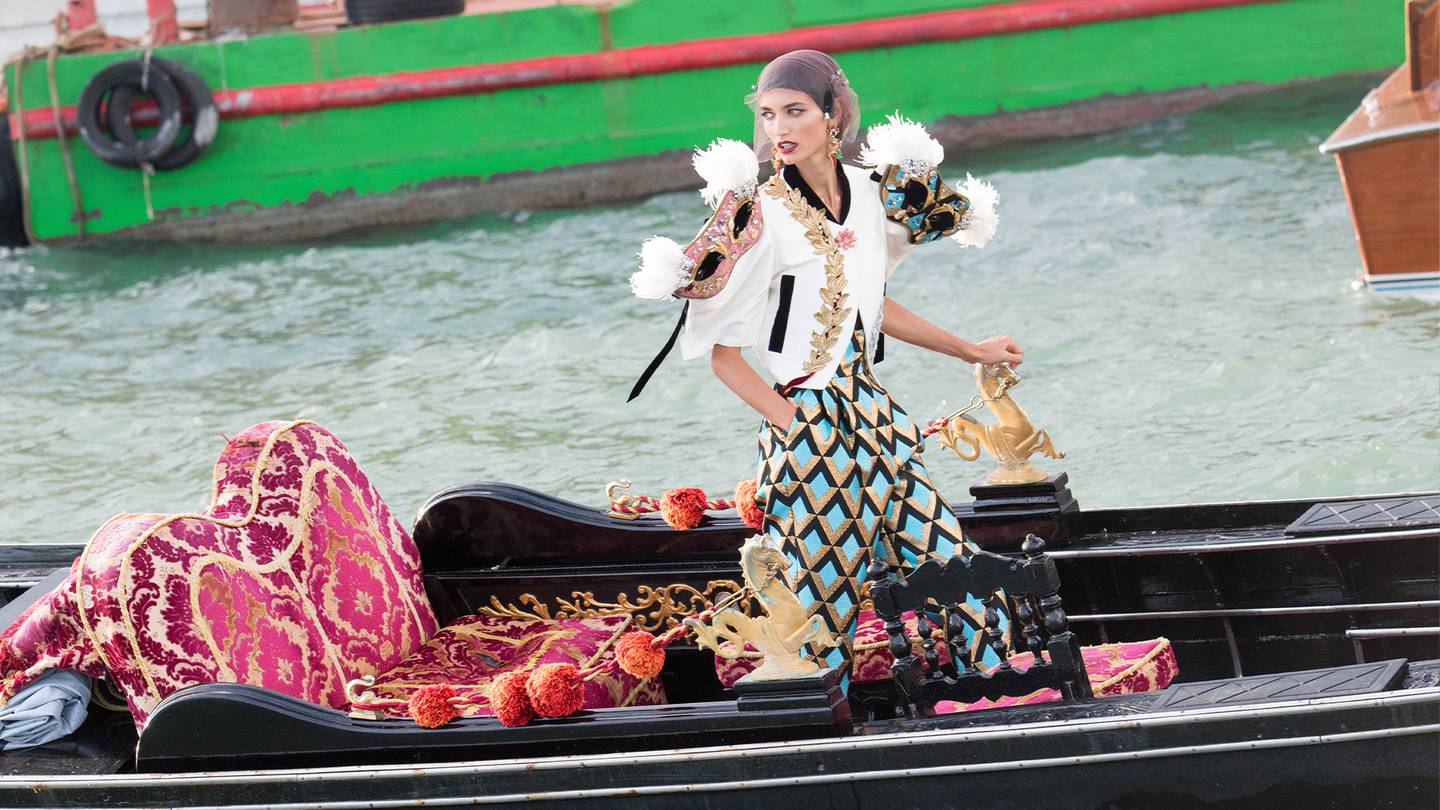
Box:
[834,228,857,251]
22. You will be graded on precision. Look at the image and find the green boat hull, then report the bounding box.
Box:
[2,0,1400,244]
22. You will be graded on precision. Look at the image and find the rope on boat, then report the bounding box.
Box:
[43,43,87,239]
[606,480,761,530]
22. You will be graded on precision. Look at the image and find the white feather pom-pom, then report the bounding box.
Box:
[858,112,945,174]
[630,236,691,299]
[693,138,760,209]
[950,173,999,249]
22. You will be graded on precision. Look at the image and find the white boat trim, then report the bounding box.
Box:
[1348,627,1440,639]
[7,687,1437,790]
[236,723,1440,808]
[1070,599,1440,622]
[1092,490,1437,515]
[1364,270,1440,283]
[1319,120,1440,154]
[1367,272,1440,294]
[1045,527,1437,559]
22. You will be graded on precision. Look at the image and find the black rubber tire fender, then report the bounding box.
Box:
[108,58,218,171]
[76,59,183,168]
[0,125,30,248]
[345,0,464,25]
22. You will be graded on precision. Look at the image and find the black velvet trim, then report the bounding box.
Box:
[782,161,851,225]
[627,301,688,402]
[769,275,795,353]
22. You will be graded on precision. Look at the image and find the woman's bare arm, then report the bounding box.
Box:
[710,346,798,427]
[880,297,1023,366]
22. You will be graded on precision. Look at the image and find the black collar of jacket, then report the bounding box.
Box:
[782,160,851,225]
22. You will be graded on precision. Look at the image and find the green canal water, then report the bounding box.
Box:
[1,75,1436,546]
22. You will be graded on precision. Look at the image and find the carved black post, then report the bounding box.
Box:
[983,593,1010,669]
[1024,534,1093,701]
[916,604,942,679]
[943,602,972,677]
[868,557,927,718]
[1015,594,1043,661]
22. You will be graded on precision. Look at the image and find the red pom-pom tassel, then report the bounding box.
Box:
[659,486,708,530]
[527,663,585,718]
[490,670,534,727]
[734,479,763,531]
[615,631,666,679]
[408,683,460,728]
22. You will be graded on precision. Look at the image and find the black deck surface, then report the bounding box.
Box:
[0,659,1434,781]
[1286,496,1440,536]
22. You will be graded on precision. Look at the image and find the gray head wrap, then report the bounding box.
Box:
[745,50,860,161]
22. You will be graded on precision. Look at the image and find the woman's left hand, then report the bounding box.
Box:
[969,335,1024,367]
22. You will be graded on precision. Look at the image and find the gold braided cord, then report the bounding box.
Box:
[763,177,852,374]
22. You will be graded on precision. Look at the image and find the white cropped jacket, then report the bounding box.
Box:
[630,114,998,394]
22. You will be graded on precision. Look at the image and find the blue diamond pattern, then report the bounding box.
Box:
[792,439,813,467]
[802,527,825,558]
[755,322,1004,675]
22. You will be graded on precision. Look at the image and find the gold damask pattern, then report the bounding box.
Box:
[0,420,439,728]
[764,176,852,375]
[476,579,748,633]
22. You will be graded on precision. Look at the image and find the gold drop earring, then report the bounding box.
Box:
[771,144,783,175]
[827,127,842,164]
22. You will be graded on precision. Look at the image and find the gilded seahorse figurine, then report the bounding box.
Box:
[933,363,1064,486]
[685,534,840,680]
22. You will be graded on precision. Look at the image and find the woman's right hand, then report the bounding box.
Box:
[766,398,800,433]
[969,335,1024,367]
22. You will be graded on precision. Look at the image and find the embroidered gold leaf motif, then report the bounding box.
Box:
[476,580,749,633]
[764,176,852,374]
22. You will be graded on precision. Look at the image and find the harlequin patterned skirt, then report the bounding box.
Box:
[755,323,996,682]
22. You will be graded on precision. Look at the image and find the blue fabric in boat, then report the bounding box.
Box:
[0,668,89,750]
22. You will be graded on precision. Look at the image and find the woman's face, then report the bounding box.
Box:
[756,88,828,166]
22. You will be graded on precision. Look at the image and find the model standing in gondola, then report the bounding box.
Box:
[630,50,1021,681]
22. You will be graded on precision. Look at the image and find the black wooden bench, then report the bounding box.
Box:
[868,533,1093,718]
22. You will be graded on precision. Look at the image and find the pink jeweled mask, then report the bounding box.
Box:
[674,188,765,299]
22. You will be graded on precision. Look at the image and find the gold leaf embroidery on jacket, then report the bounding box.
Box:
[764,176,852,374]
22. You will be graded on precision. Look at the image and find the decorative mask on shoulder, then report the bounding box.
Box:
[859,112,999,249]
[876,163,971,244]
[675,184,764,299]
[631,139,765,300]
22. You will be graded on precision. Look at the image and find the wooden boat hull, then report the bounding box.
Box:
[1325,99,1440,293]
[0,487,1434,806]
[1,680,1435,807]
[1321,0,1440,296]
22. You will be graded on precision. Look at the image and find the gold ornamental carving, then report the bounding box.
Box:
[475,579,749,633]
[764,176,851,375]
[931,363,1064,485]
[685,534,839,681]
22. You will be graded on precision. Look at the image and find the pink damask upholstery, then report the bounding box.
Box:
[714,609,1177,712]
[0,420,438,728]
[933,638,1178,713]
[367,614,666,717]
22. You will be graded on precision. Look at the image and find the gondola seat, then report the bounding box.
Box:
[714,611,1176,709]
[0,420,665,730]
[362,613,666,718]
